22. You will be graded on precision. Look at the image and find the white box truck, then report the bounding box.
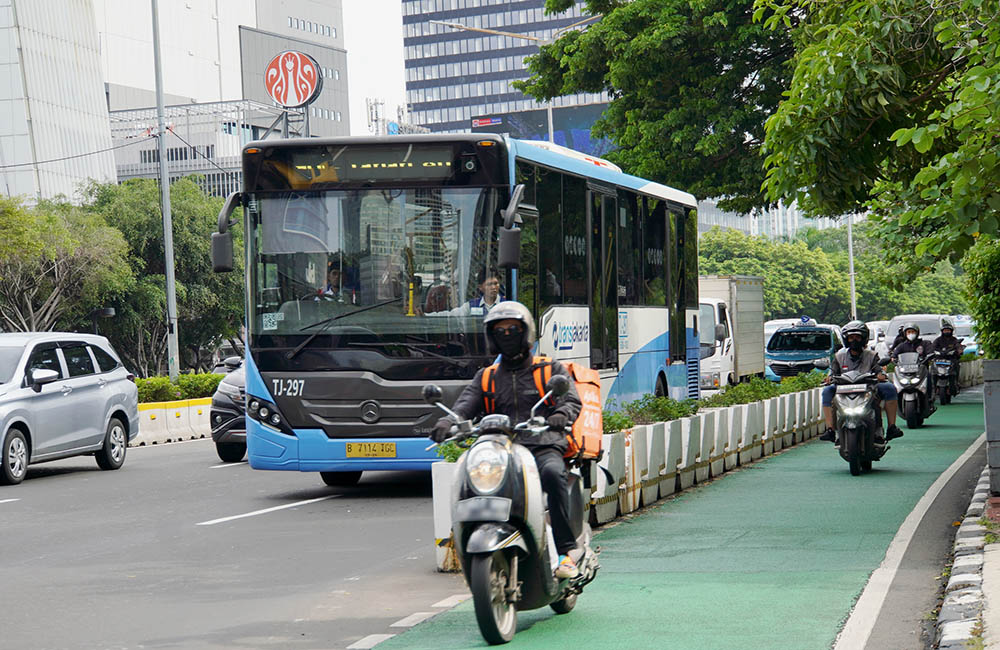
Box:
[698,275,765,389]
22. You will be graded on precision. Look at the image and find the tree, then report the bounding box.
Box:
[84,178,244,376]
[0,198,132,332]
[516,0,794,213]
[756,0,1000,278]
[698,227,849,321]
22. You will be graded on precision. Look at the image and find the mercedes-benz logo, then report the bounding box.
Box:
[360,400,381,424]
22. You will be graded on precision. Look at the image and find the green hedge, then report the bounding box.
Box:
[960,351,980,362]
[136,373,224,403]
[603,372,826,433]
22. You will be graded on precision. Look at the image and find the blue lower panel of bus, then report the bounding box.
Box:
[246,419,440,472]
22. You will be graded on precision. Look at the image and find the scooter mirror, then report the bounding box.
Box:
[422,384,444,404]
[545,374,571,396]
[813,358,830,370]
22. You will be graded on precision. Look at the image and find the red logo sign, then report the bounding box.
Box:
[264,51,323,108]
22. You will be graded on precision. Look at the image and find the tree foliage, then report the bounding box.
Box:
[0,197,132,332]
[84,177,244,376]
[756,0,1000,279]
[963,238,1000,358]
[516,0,794,212]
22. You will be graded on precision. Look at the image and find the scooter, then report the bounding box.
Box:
[933,355,959,404]
[829,367,889,476]
[423,376,600,645]
[892,351,938,428]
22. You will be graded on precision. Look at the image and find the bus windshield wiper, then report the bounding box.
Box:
[286,297,402,360]
[345,341,472,368]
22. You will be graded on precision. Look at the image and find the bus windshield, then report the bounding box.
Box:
[247,187,502,378]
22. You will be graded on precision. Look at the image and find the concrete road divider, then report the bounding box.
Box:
[188,398,211,439]
[166,402,190,442]
[725,405,741,471]
[133,402,168,446]
[712,407,729,476]
[594,432,625,524]
[643,423,665,506]
[665,420,686,493]
[132,398,213,447]
[620,428,643,514]
[763,398,778,455]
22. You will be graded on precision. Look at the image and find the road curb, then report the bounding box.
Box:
[936,465,989,649]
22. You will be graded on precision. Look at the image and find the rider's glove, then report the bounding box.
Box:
[430,417,453,444]
[546,412,568,432]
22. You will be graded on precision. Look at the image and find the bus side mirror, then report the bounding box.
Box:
[498,225,521,270]
[212,191,242,273]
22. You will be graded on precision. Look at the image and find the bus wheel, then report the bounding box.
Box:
[654,375,666,398]
[321,471,362,487]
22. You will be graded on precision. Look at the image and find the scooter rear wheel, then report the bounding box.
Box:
[471,551,517,645]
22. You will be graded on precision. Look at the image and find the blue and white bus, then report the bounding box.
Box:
[212,134,700,486]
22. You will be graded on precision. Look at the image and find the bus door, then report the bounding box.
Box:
[587,186,618,370]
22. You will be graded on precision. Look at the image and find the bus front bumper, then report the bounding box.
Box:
[246,419,441,472]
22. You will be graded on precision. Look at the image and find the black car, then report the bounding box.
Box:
[210,358,246,462]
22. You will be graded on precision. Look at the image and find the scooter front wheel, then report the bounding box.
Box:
[471,551,517,645]
[550,592,578,614]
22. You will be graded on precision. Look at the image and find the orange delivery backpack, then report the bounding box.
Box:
[480,355,603,461]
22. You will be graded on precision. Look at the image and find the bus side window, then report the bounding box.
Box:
[562,174,587,305]
[617,190,640,306]
[537,166,563,313]
[516,161,538,313]
[643,198,666,307]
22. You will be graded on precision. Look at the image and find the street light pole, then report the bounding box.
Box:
[428,16,601,144]
[152,0,180,382]
[847,213,858,321]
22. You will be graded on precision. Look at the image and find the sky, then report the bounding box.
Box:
[342,0,408,135]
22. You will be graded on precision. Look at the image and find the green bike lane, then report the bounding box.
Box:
[380,393,984,650]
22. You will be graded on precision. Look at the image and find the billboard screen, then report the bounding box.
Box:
[470,103,614,157]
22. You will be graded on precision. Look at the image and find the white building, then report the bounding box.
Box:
[0,0,116,200]
[698,198,839,239]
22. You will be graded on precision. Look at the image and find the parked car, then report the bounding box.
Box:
[210,360,246,462]
[764,319,844,381]
[0,333,139,485]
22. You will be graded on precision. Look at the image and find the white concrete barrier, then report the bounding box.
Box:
[698,411,719,478]
[593,432,626,524]
[188,398,212,439]
[738,403,760,464]
[725,405,741,470]
[620,427,644,514]
[665,419,686,493]
[796,391,808,441]
[686,415,710,483]
[644,423,665,506]
[763,398,778,455]
[680,416,701,487]
[707,409,726,477]
[132,402,168,446]
[783,393,796,447]
[165,401,191,442]
[432,461,461,572]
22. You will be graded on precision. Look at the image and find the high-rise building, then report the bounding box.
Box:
[401,0,608,133]
[0,0,116,199]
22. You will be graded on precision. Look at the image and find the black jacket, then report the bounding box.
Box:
[891,338,932,359]
[833,348,882,376]
[450,357,582,451]
[933,334,964,358]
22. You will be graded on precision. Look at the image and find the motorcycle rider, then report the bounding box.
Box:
[429,302,583,579]
[819,321,904,443]
[890,325,906,351]
[933,318,965,393]
[890,322,933,360]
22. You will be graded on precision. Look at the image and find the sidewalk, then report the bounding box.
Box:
[982,490,1000,649]
[378,397,985,650]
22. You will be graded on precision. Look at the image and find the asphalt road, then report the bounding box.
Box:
[0,440,466,650]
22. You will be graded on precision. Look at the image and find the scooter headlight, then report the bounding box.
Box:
[466,441,509,495]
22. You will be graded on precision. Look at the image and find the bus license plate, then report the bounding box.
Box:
[345,442,396,458]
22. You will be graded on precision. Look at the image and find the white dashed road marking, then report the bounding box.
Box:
[0,498,20,505]
[431,594,469,608]
[346,634,396,649]
[389,612,436,628]
[209,461,247,469]
[195,495,340,526]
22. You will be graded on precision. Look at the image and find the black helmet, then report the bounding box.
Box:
[841,320,869,347]
[941,317,955,333]
[903,321,920,336]
[483,301,535,360]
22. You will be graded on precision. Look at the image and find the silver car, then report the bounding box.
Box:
[0,333,139,485]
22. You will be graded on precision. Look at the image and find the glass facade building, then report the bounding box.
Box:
[401,0,608,133]
[0,0,115,200]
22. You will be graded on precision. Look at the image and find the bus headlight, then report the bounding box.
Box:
[466,441,509,495]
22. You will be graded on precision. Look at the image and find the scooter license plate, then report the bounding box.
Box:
[836,384,867,393]
[345,442,396,458]
[453,496,512,523]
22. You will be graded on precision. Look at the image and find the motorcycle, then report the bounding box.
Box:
[824,362,889,476]
[892,351,938,428]
[933,355,959,405]
[423,377,600,645]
